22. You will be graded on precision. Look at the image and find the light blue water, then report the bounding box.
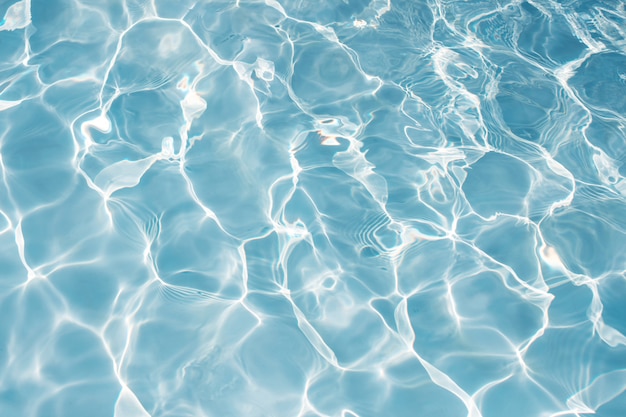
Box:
[1,0,626,416]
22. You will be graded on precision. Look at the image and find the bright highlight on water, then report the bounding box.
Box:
[1,0,625,416]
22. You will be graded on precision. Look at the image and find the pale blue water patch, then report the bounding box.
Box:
[1,0,626,416]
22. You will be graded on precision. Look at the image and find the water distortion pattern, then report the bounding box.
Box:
[1,0,626,416]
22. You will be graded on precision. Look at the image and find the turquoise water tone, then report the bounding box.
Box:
[1,0,626,416]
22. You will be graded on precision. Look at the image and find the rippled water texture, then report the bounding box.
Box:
[1,0,626,416]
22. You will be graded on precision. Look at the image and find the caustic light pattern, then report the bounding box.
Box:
[1,0,626,416]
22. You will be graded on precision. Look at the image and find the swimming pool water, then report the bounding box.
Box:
[1,0,626,416]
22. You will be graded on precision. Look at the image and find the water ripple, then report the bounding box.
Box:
[1,0,626,416]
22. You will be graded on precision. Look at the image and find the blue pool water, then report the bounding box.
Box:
[1,0,626,416]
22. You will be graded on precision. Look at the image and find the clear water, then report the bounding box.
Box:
[1,0,626,416]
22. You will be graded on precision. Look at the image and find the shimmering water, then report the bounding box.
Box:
[1,0,626,416]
